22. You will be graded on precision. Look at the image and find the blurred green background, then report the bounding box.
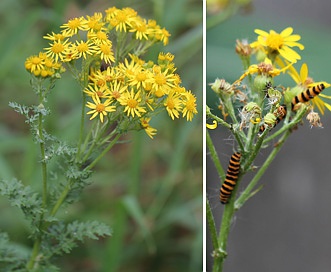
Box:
[207,0,331,271]
[0,0,202,271]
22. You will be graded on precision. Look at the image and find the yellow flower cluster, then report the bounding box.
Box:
[25,7,171,77]
[25,7,197,138]
[85,52,197,138]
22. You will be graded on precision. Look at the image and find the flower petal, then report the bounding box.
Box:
[280,27,293,37]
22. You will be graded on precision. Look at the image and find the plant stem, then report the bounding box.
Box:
[26,238,41,270]
[38,107,48,209]
[215,188,239,272]
[50,134,121,218]
[50,180,73,216]
[85,133,121,172]
[26,96,48,270]
[235,130,291,209]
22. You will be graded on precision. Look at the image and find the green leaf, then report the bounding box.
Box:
[0,178,43,225]
[44,220,112,257]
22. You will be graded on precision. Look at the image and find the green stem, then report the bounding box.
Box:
[50,134,121,218]
[26,95,49,270]
[50,180,73,216]
[206,106,232,129]
[242,128,268,171]
[26,239,41,270]
[38,108,48,209]
[207,198,223,272]
[206,106,246,157]
[76,92,87,161]
[216,177,241,272]
[264,106,308,143]
[235,130,291,209]
[84,133,121,172]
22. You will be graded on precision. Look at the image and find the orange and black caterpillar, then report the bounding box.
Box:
[220,152,241,204]
[291,83,325,110]
[260,105,287,132]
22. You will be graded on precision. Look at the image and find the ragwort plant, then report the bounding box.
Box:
[0,6,197,271]
[206,27,331,271]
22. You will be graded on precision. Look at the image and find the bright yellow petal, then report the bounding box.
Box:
[323,101,331,112]
[299,63,308,83]
[319,93,331,99]
[278,46,301,63]
[313,96,325,114]
[254,29,269,37]
[283,41,304,50]
[280,27,293,37]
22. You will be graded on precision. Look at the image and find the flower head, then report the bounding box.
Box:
[118,89,146,118]
[86,95,116,122]
[140,118,157,138]
[250,27,304,63]
[287,63,331,114]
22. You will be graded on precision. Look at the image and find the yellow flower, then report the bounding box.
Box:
[128,67,152,90]
[140,118,157,138]
[86,95,115,123]
[25,53,45,73]
[43,32,68,41]
[118,89,146,117]
[251,27,304,63]
[44,39,71,62]
[81,12,105,32]
[287,63,331,114]
[89,67,116,87]
[108,80,128,101]
[151,66,176,97]
[84,84,109,99]
[181,91,198,121]
[164,91,182,120]
[95,43,115,64]
[72,40,97,60]
[25,52,61,77]
[235,58,291,84]
[60,17,85,36]
[88,31,111,45]
[129,18,150,40]
[106,7,136,32]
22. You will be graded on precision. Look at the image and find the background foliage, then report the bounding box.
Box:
[0,0,202,271]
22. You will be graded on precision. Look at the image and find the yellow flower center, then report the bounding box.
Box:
[77,42,89,52]
[116,11,128,23]
[136,72,147,82]
[31,56,42,65]
[97,79,106,87]
[96,91,104,97]
[166,99,175,109]
[154,74,166,85]
[266,32,284,50]
[52,42,65,53]
[127,99,138,108]
[185,100,196,111]
[96,104,105,112]
[112,90,121,100]
[96,31,107,40]
[68,18,81,29]
[100,44,111,54]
